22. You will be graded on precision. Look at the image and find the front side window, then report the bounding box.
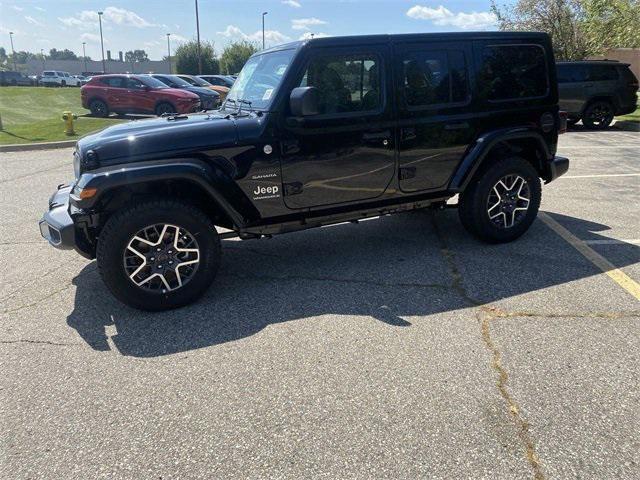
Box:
[479,45,548,101]
[225,49,296,110]
[126,78,145,89]
[297,53,381,115]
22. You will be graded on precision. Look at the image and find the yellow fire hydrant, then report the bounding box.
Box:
[62,111,78,136]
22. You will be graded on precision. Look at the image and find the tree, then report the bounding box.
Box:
[125,49,149,63]
[174,40,220,75]
[220,41,258,75]
[48,48,78,60]
[0,47,8,68]
[491,0,589,60]
[581,0,640,54]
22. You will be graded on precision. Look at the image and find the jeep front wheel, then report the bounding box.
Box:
[458,157,541,243]
[97,200,221,311]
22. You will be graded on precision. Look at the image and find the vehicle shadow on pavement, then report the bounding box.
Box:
[66,211,639,357]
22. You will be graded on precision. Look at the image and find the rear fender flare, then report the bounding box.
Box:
[449,128,551,192]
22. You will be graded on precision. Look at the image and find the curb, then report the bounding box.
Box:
[0,140,77,153]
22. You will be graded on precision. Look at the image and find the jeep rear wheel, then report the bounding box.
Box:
[458,156,541,243]
[97,200,221,311]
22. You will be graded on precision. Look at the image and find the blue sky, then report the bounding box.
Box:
[1,1,512,60]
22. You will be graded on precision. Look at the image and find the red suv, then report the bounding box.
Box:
[81,74,201,117]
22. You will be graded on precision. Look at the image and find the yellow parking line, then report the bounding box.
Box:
[539,212,640,301]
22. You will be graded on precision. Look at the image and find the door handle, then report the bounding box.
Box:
[444,122,469,131]
[363,130,392,146]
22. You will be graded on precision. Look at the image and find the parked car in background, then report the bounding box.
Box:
[175,74,230,101]
[0,71,32,86]
[557,60,639,129]
[40,71,82,87]
[198,74,234,88]
[149,74,220,110]
[81,74,201,117]
[73,75,90,86]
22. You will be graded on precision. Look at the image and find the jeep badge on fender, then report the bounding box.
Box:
[39,32,570,311]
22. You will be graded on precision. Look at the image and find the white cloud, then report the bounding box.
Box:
[171,33,188,42]
[11,5,23,12]
[292,17,327,31]
[298,32,329,40]
[35,7,46,12]
[406,5,497,30]
[25,16,45,27]
[282,0,301,7]
[80,33,102,44]
[218,25,290,45]
[59,6,157,30]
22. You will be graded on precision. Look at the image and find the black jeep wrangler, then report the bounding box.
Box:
[40,32,569,311]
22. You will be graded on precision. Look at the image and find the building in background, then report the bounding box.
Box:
[589,48,640,80]
[23,58,171,76]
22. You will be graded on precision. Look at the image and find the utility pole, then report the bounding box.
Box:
[41,48,45,70]
[82,43,87,73]
[9,31,17,71]
[262,12,268,50]
[195,0,202,74]
[98,11,106,73]
[166,33,172,74]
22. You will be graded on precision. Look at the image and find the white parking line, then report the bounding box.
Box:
[561,173,640,179]
[583,239,640,245]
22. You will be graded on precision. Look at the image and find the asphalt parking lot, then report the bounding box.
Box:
[1,126,639,479]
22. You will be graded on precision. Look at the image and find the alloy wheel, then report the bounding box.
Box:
[124,224,200,293]
[486,174,531,229]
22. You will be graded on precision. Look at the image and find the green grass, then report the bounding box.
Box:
[0,86,125,145]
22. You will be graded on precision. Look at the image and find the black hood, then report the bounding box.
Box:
[77,112,253,167]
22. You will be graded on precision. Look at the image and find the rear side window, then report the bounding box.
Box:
[586,65,619,81]
[401,49,469,107]
[479,45,548,101]
[43,71,55,76]
[298,53,381,115]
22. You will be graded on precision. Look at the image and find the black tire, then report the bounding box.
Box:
[582,100,614,130]
[155,102,176,116]
[97,199,221,311]
[89,99,109,118]
[458,156,541,243]
[61,80,66,87]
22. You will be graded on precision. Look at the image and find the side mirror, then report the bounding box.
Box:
[290,86,319,117]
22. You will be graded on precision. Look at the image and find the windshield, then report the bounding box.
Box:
[165,75,193,87]
[140,76,170,89]
[187,76,210,87]
[225,49,295,110]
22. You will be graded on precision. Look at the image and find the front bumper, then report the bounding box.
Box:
[546,155,570,183]
[39,185,76,250]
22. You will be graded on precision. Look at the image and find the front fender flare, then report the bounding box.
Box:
[73,158,258,228]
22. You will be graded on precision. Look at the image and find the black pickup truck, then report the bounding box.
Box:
[40,32,569,310]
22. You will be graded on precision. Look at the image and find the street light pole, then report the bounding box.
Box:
[41,48,45,70]
[82,42,87,73]
[195,0,202,74]
[262,12,268,50]
[9,31,17,71]
[98,11,106,73]
[166,33,172,74]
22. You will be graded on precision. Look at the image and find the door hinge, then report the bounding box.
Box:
[399,167,416,180]
[283,182,303,196]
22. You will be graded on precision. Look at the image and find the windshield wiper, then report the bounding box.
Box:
[223,97,253,115]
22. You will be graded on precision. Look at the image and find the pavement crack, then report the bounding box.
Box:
[1,284,74,314]
[430,212,481,306]
[0,339,78,347]
[479,308,545,480]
